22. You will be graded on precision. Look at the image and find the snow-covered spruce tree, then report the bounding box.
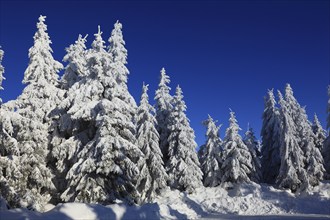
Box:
[54,26,110,203]
[0,47,11,207]
[276,91,308,192]
[0,110,29,209]
[284,84,324,187]
[323,86,330,178]
[0,48,18,209]
[260,89,282,184]
[166,85,202,192]
[50,28,109,192]
[0,15,63,211]
[312,114,326,151]
[61,34,88,90]
[221,111,253,185]
[60,25,141,204]
[155,68,173,163]
[0,48,5,104]
[108,20,129,86]
[136,83,168,203]
[50,35,89,191]
[199,115,223,187]
[243,126,262,183]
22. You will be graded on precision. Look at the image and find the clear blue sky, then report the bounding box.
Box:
[0,0,329,146]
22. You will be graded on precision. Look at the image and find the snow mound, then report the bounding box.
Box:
[0,182,329,220]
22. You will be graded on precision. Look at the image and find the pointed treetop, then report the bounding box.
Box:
[204,114,219,126]
[0,47,5,94]
[23,15,63,85]
[142,82,149,94]
[115,20,123,30]
[172,85,187,114]
[268,88,275,97]
[108,20,127,64]
[92,25,105,51]
[140,82,149,105]
[142,82,149,92]
[159,67,170,86]
[229,110,238,127]
[313,113,321,127]
[64,34,88,56]
[277,90,284,103]
[203,114,222,137]
[266,89,276,106]
[175,84,183,98]
[78,34,88,43]
[224,109,241,142]
[0,46,6,90]
[38,15,46,22]
[205,114,219,125]
[285,83,294,100]
[36,15,47,34]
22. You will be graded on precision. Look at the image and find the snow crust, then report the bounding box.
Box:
[1,182,329,220]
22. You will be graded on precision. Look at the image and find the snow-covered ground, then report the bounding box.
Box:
[1,182,329,220]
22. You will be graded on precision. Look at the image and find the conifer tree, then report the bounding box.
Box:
[284,84,324,187]
[312,114,326,151]
[108,21,129,85]
[61,34,88,89]
[276,91,308,192]
[323,86,330,178]
[200,115,223,187]
[260,89,281,184]
[136,83,168,203]
[50,30,105,200]
[155,68,173,162]
[166,85,202,192]
[0,48,5,104]
[221,111,253,185]
[59,24,141,204]
[0,48,11,207]
[23,16,63,86]
[244,126,262,183]
[0,15,63,211]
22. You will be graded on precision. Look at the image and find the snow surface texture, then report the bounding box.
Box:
[1,182,329,220]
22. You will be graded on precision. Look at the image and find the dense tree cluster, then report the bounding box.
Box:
[0,16,328,211]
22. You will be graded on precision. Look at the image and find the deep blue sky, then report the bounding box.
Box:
[0,0,329,146]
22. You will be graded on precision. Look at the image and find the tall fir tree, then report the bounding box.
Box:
[108,21,129,86]
[0,48,19,209]
[260,89,281,184]
[323,86,330,178]
[50,29,107,202]
[276,91,308,192]
[243,126,262,183]
[0,15,63,211]
[155,68,173,163]
[284,84,324,187]
[312,114,326,151]
[61,34,88,90]
[221,111,253,185]
[136,83,168,203]
[23,16,63,86]
[0,47,10,206]
[59,24,141,204]
[199,115,223,187]
[0,48,4,104]
[166,85,202,192]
